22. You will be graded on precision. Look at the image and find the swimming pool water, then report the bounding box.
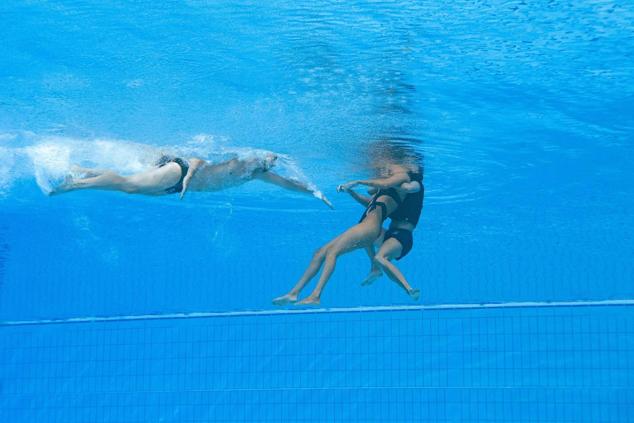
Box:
[1,0,634,421]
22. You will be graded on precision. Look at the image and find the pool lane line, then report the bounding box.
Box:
[2,299,634,327]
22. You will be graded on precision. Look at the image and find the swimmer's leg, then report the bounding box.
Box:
[296,224,376,305]
[273,242,333,305]
[361,245,383,286]
[70,165,109,178]
[374,238,419,300]
[51,171,133,195]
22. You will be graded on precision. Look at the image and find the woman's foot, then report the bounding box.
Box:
[295,295,320,306]
[272,293,298,305]
[407,288,420,301]
[361,269,383,286]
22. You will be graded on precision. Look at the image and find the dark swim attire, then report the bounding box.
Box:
[384,171,424,260]
[156,156,189,194]
[384,228,414,260]
[390,171,424,226]
[358,187,402,223]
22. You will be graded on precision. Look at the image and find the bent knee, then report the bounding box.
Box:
[324,249,341,261]
[374,254,390,265]
[312,247,327,260]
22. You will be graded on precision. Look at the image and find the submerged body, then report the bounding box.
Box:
[272,163,419,306]
[50,154,332,208]
[362,170,424,294]
[186,156,274,192]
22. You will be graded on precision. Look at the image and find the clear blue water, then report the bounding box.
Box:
[1,1,634,421]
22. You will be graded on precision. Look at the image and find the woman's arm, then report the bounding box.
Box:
[180,158,205,199]
[255,171,334,209]
[342,187,372,207]
[256,171,312,194]
[338,172,411,192]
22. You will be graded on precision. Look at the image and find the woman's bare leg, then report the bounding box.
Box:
[272,243,332,305]
[374,238,419,300]
[361,245,383,286]
[296,223,379,305]
[361,228,386,286]
[51,163,182,196]
[51,171,132,195]
[71,165,109,178]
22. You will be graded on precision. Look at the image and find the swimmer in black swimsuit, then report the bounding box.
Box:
[359,168,424,300]
[155,155,190,194]
[272,163,415,306]
[50,153,333,208]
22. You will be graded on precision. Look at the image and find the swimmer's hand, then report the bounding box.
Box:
[339,181,372,207]
[179,176,191,200]
[337,180,359,193]
[321,195,334,209]
[313,190,334,209]
[180,158,204,200]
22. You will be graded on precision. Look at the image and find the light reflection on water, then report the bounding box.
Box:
[2,1,632,208]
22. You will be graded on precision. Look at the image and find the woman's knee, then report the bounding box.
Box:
[374,254,390,267]
[324,248,341,262]
[312,247,327,261]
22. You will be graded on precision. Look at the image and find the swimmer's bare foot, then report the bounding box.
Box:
[296,295,320,306]
[361,269,383,286]
[407,288,420,301]
[272,293,298,305]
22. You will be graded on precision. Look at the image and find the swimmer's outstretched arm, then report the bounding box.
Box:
[341,180,418,206]
[180,158,205,199]
[255,171,334,209]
